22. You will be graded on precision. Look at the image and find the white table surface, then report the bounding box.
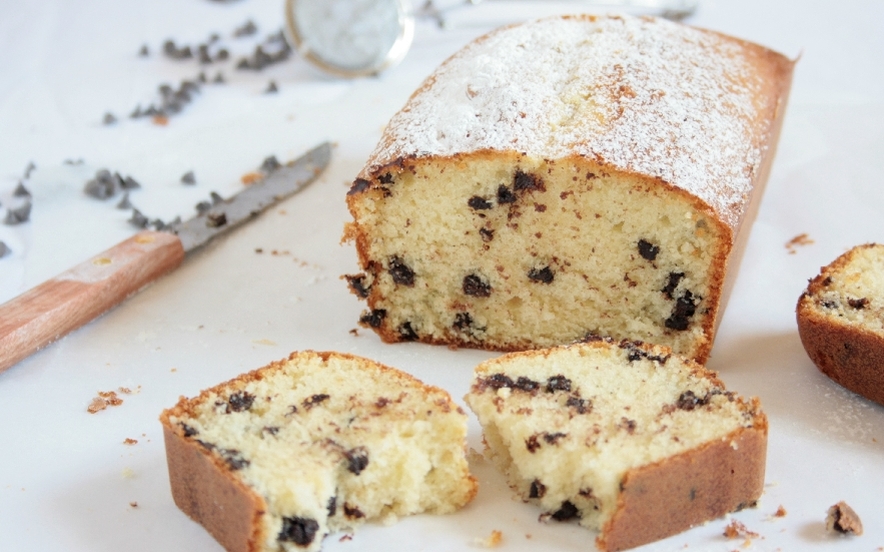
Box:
[1,1,882,550]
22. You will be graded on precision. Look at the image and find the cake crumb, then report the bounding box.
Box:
[122,468,135,479]
[773,505,787,518]
[123,438,138,445]
[241,171,263,185]
[473,529,503,548]
[129,501,138,508]
[339,534,353,542]
[723,520,759,539]
[826,501,863,535]
[785,233,813,254]
[88,390,124,413]
[349,328,360,336]
[152,115,169,126]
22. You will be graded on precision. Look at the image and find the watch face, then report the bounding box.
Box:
[286,0,414,77]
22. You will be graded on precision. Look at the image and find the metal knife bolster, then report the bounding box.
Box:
[170,141,332,252]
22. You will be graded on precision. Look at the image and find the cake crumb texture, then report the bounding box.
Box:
[464,339,767,551]
[160,350,477,552]
[826,501,863,536]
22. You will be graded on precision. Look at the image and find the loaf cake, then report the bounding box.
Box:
[160,351,477,552]
[343,14,794,363]
[797,243,884,407]
[464,338,767,551]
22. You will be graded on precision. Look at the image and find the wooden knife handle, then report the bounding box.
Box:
[0,231,185,373]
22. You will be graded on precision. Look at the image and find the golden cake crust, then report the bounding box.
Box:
[796,244,884,406]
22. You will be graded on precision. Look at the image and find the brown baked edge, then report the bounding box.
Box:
[160,419,267,552]
[797,296,884,407]
[597,408,768,552]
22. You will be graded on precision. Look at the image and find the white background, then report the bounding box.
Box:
[0,0,882,550]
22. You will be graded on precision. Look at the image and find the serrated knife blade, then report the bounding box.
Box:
[0,141,332,373]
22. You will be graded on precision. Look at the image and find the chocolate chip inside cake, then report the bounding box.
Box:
[797,243,884,406]
[344,15,794,363]
[160,351,477,552]
[464,339,767,551]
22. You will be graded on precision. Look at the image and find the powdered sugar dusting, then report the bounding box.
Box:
[363,15,790,232]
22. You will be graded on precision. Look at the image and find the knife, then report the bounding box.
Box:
[0,141,332,373]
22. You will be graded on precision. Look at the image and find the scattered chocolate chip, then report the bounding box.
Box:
[528,266,554,284]
[138,44,149,57]
[345,274,371,298]
[359,309,386,328]
[637,239,660,261]
[260,155,281,174]
[565,396,590,414]
[116,193,132,210]
[665,290,698,331]
[344,446,369,475]
[468,196,493,210]
[620,341,669,364]
[227,391,255,412]
[121,175,141,190]
[618,418,637,434]
[181,171,196,185]
[513,170,544,192]
[234,19,258,37]
[479,227,494,242]
[327,496,337,517]
[529,480,546,499]
[388,256,415,286]
[848,297,869,309]
[543,432,567,444]
[480,373,514,390]
[219,448,249,470]
[0,241,10,258]
[551,501,579,521]
[348,178,370,195]
[263,426,279,436]
[64,158,84,165]
[278,516,319,545]
[378,172,394,185]
[514,377,540,392]
[398,321,418,341]
[661,272,684,300]
[206,212,227,228]
[3,202,31,225]
[213,71,225,84]
[343,503,365,519]
[128,209,149,228]
[675,390,709,411]
[265,80,278,94]
[84,169,120,199]
[546,375,571,392]
[526,434,540,453]
[497,184,516,204]
[453,312,474,332]
[303,394,330,410]
[463,273,492,297]
[195,200,212,214]
[210,191,225,205]
[103,112,118,125]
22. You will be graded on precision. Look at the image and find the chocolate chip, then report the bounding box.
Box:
[529,480,546,499]
[227,391,255,412]
[345,274,371,298]
[0,241,11,258]
[453,312,473,332]
[138,44,149,57]
[303,394,330,410]
[462,274,492,297]
[513,170,544,192]
[206,212,227,228]
[468,196,492,210]
[263,426,279,436]
[260,156,281,173]
[344,504,365,519]
[128,209,149,229]
[528,266,554,284]
[219,448,249,470]
[848,297,869,309]
[103,112,117,125]
[479,228,495,242]
[497,185,516,204]
[543,432,567,445]
[546,375,571,392]
[661,272,684,300]
[398,321,418,341]
[84,169,119,199]
[675,390,709,411]
[551,501,579,521]
[665,291,698,331]
[278,516,319,545]
[514,377,540,392]
[13,182,31,198]
[359,309,386,328]
[234,19,258,37]
[180,423,198,437]
[210,191,225,205]
[526,434,540,453]
[265,80,278,94]
[480,373,515,390]
[637,239,660,261]
[3,202,31,225]
[388,256,415,286]
[121,176,141,190]
[195,200,212,214]
[565,396,590,414]
[348,178,370,195]
[378,172,394,184]
[181,171,196,185]
[344,446,369,475]
[327,495,337,517]
[620,341,669,364]
[618,418,636,434]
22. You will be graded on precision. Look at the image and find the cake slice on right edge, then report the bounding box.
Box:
[464,339,767,552]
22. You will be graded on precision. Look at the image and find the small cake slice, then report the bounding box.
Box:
[797,243,884,406]
[464,339,767,552]
[160,351,477,552]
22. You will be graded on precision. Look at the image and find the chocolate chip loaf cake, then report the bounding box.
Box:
[344,14,794,363]
[797,243,884,406]
[160,351,477,552]
[464,339,767,551]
